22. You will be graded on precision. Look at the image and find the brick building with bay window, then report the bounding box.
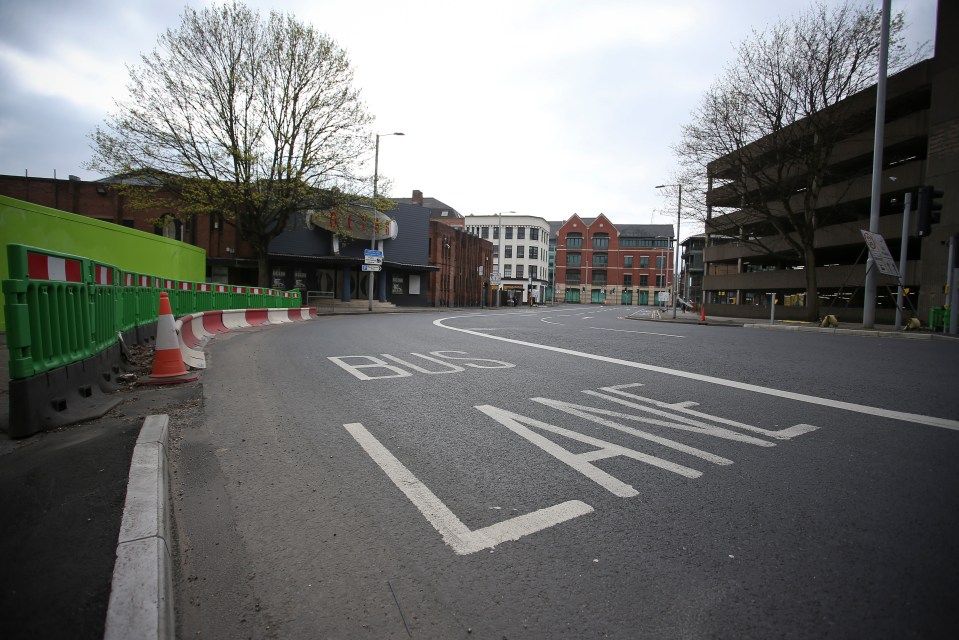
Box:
[553,214,675,305]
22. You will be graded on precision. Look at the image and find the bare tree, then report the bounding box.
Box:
[674,1,925,320]
[88,1,372,286]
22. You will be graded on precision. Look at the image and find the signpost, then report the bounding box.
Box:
[364,249,383,266]
[361,264,382,272]
[861,230,899,277]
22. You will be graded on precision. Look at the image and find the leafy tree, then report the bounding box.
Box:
[88,1,372,286]
[674,1,925,320]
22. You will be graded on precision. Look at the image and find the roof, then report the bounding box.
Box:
[391,196,463,219]
[617,224,674,239]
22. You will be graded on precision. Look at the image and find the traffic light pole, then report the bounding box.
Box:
[895,192,911,330]
[948,236,958,335]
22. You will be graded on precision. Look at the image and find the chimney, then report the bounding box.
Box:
[412,190,424,206]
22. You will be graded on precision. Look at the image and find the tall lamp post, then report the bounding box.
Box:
[656,235,668,308]
[494,210,515,307]
[552,244,564,305]
[369,132,404,312]
[656,183,682,319]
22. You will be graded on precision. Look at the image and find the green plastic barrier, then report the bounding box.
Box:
[4,245,94,378]
[930,307,950,330]
[5,243,308,380]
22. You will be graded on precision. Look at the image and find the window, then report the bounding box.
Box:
[620,237,669,247]
[592,253,608,267]
[624,256,633,268]
[155,215,183,241]
[566,233,582,249]
[530,228,539,241]
[504,265,512,278]
[505,227,513,240]
[493,245,499,258]
[656,274,665,287]
[624,274,633,287]
[567,253,581,267]
[517,246,525,259]
[593,233,609,250]
[493,227,500,239]
[516,265,524,279]
[591,270,607,286]
[566,270,581,285]
[505,246,512,259]
[656,256,666,270]
[640,274,649,286]
[640,256,649,269]
[517,227,525,240]
[529,265,537,279]
[482,227,489,239]
[529,246,538,260]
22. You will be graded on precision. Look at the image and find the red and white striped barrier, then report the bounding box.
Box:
[174,307,317,369]
[27,252,83,282]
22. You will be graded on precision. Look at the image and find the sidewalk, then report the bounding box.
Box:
[0,329,198,640]
[622,306,958,340]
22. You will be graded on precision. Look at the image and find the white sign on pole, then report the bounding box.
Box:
[861,230,900,277]
[361,264,382,272]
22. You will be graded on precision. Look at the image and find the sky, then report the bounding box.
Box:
[0,0,939,236]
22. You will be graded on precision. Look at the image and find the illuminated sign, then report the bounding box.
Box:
[305,207,399,241]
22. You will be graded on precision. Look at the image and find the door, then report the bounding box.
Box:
[639,290,649,305]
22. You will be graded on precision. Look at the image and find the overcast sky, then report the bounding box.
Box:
[0,0,938,233]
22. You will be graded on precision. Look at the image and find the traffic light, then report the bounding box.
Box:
[917,185,944,237]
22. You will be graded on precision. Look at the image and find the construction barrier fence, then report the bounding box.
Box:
[3,244,303,380]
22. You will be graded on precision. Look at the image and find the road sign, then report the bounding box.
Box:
[361,264,382,272]
[364,249,383,266]
[491,272,501,284]
[861,230,899,277]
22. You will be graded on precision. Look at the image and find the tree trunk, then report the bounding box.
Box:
[803,243,820,322]
[258,254,270,288]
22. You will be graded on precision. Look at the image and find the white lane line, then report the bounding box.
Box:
[590,326,685,339]
[541,318,562,325]
[344,422,594,555]
[433,315,959,432]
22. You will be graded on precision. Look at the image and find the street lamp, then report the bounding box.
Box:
[655,183,682,319]
[655,235,668,308]
[552,244,564,305]
[369,132,405,311]
[493,210,515,307]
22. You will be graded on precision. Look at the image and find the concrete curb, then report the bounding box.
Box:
[741,323,941,339]
[104,414,174,640]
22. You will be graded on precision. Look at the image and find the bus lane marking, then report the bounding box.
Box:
[433,315,959,432]
[474,404,703,498]
[344,422,593,555]
[591,383,818,440]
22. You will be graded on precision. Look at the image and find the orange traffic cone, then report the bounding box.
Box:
[145,292,195,382]
[700,304,706,322]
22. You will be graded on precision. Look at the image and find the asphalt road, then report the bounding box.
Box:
[170,306,959,639]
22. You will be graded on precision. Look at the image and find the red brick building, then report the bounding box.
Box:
[0,174,260,284]
[553,214,674,305]
[428,220,494,307]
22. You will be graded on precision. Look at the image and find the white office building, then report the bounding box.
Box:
[464,214,551,305]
